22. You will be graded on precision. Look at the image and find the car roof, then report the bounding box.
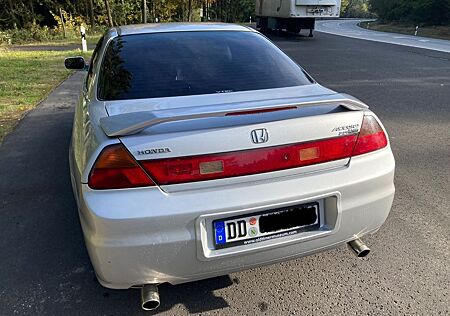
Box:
[115,23,255,36]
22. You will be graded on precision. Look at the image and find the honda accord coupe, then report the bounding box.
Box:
[65,23,395,310]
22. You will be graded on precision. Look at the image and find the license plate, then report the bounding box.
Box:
[213,202,319,249]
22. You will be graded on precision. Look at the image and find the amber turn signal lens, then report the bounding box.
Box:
[88,144,155,190]
[299,147,320,161]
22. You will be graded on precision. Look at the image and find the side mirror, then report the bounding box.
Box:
[65,56,86,70]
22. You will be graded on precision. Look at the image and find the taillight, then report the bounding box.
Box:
[88,116,388,189]
[352,115,388,156]
[225,106,297,116]
[88,144,155,189]
[140,135,357,185]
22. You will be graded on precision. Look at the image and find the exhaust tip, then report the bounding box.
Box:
[348,238,370,258]
[142,300,160,311]
[141,284,160,311]
[355,248,370,258]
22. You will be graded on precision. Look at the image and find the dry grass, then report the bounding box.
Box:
[359,21,450,41]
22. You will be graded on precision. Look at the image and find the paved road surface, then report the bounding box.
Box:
[316,19,450,53]
[1,32,449,315]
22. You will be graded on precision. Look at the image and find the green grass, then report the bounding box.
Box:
[10,34,102,47]
[0,48,92,143]
[359,21,450,41]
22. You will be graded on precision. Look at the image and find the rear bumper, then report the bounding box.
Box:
[75,148,395,289]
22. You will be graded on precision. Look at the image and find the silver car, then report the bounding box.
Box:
[65,23,395,310]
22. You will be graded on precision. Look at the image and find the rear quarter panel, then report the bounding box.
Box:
[71,29,120,185]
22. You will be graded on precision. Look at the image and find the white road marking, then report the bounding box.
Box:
[316,20,450,53]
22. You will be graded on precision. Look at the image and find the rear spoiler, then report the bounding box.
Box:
[100,93,368,137]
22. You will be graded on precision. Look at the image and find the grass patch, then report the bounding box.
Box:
[0,48,92,143]
[9,34,102,48]
[358,21,450,41]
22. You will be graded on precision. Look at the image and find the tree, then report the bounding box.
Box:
[207,0,254,23]
[0,0,256,30]
[188,0,192,22]
[142,0,147,23]
[104,0,114,27]
[88,0,95,27]
[29,0,36,24]
[369,0,450,25]
[6,0,19,28]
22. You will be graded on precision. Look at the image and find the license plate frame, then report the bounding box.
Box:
[213,202,320,249]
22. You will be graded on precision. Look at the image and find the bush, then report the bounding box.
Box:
[0,26,59,44]
[0,10,96,45]
[341,0,376,18]
[369,0,450,26]
[0,31,12,44]
[50,9,89,38]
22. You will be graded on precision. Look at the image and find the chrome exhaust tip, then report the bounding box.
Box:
[141,284,160,311]
[348,238,370,258]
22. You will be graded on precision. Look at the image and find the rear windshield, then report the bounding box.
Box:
[97,31,313,100]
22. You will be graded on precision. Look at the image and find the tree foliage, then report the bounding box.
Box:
[2,0,448,32]
[209,0,255,22]
[0,0,255,30]
[340,0,374,18]
[369,0,450,25]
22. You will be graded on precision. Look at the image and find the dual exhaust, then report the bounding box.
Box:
[138,238,370,311]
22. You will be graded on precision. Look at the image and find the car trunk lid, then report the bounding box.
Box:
[108,88,366,192]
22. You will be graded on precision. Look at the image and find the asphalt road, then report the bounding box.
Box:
[1,31,449,315]
[316,19,450,53]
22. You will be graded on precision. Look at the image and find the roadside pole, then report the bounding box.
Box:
[80,26,87,53]
[59,8,66,38]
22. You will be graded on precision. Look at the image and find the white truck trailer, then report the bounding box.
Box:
[256,0,341,37]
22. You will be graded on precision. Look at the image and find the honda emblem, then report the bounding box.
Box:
[251,128,269,144]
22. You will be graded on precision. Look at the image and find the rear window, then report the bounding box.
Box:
[98,31,313,100]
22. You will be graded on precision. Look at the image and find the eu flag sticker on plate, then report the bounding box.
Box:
[214,221,226,245]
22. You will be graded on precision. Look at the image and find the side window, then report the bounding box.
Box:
[85,36,105,91]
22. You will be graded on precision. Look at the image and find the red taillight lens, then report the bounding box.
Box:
[88,116,388,189]
[88,144,155,189]
[140,135,358,185]
[352,115,388,156]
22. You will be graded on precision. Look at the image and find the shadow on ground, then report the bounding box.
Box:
[0,104,234,315]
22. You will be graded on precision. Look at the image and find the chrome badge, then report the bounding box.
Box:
[251,128,269,144]
[137,148,171,155]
